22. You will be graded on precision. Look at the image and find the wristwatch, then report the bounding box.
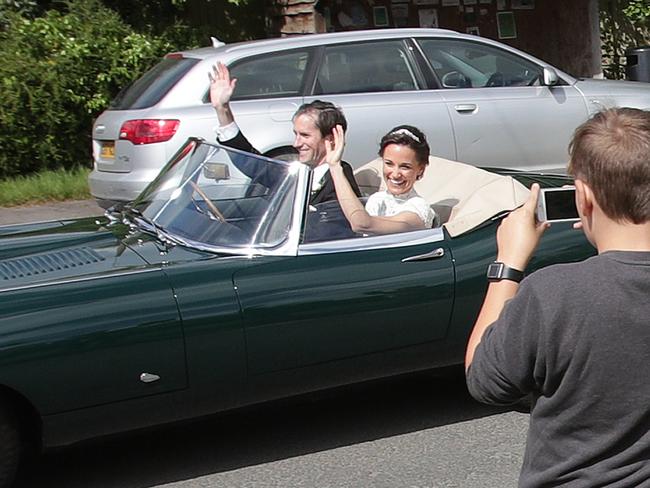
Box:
[486,261,524,283]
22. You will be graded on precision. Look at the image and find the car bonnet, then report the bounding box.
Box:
[0,217,153,292]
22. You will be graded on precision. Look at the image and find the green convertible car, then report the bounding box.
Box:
[0,139,594,486]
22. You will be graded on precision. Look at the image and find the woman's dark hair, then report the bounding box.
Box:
[379,125,430,166]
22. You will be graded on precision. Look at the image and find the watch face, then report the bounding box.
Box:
[486,262,524,282]
[486,262,504,280]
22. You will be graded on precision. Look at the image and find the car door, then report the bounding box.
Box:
[233,228,454,376]
[0,266,187,413]
[415,37,589,172]
[160,256,252,412]
[303,39,456,167]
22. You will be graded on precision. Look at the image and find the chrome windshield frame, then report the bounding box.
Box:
[133,139,310,257]
[168,162,309,257]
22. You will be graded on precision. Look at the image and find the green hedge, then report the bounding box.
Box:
[0,0,176,179]
[601,0,650,79]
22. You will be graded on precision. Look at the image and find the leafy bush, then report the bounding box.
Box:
[0,0,40,28]
[0,0,175,178]
[601,0,650,79]
[101,0,266,43]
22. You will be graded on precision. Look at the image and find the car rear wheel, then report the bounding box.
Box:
[0,402,22,488]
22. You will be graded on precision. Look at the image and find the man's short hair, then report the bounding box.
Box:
[293,100,347,137]
[568,107,650,224]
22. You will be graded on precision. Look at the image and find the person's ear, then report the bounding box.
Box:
[417,162,426,180]
[574,179,593,218]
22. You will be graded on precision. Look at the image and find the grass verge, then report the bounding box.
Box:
[0,167,91,207]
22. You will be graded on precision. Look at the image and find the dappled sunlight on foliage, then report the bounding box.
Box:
[0,0,266,180]
[600,0,650,79]
[0,0,173,179]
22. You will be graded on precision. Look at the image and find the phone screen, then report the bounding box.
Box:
[543,188,579,221]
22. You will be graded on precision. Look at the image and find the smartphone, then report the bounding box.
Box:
[536,187,579,223]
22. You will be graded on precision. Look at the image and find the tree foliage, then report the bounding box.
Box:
[600,0,650,79]
[0,0,173,178]
[0,0,266,179]
[100,0,265,43]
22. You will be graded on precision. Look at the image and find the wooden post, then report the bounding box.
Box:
[267,0,323,37]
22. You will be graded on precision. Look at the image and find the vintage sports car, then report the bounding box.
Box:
[0,140,594,486]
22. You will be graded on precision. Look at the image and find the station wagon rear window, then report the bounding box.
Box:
[109,56,200,110]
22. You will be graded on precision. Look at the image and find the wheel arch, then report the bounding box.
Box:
[0,385,42,454]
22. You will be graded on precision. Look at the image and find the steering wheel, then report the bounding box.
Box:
[189,181,226,222]
[485,72,505,87]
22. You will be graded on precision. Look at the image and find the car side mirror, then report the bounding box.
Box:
[542,67,559,86]
[203,162,230,181]
[442,71,471,88]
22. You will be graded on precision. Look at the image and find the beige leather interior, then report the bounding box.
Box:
[354,155,530,237]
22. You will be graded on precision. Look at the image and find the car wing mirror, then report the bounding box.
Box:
[441,71,470,88]
[203,162,230,181]
[542,67,559,86]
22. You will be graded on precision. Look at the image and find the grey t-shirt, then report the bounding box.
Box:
[467,251,650,487]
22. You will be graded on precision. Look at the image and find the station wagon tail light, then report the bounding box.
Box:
[119,119,180,145]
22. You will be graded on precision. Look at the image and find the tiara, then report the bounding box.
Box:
[390,128,421,143]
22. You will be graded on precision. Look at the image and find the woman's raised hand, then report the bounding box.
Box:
[209,61,237,109]
[325,124,345,167]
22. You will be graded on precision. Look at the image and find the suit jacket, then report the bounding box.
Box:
[220,131,361,205]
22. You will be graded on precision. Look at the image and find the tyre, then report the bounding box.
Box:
[0,402,21,488]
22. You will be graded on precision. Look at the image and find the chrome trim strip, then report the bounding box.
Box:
[298,227,445,255]
[284,164,309,255]
[0,218,63,229]
[0,267,160,294]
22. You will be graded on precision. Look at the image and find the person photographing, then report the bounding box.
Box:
[465,107,650,487]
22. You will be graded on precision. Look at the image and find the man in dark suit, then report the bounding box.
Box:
[209,62,361,205]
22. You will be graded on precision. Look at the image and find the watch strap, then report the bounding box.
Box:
[486,261,524,283]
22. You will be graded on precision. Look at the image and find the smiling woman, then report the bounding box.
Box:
[326,124,435,235]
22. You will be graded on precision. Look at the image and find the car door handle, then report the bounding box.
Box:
[402,247,445,263]
[140,372,161,383]
[454,104,477,113]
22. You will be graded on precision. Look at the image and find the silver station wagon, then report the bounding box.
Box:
[89,27,650,206]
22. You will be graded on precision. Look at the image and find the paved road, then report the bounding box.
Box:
[0,200,103,226]
[15,371,528,488]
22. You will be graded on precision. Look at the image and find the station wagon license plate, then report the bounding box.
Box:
[100,141,115,159]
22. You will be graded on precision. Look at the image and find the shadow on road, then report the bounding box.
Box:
[16,368,511,488]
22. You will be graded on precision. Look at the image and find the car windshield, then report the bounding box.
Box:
[130,140,304,252]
